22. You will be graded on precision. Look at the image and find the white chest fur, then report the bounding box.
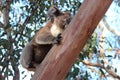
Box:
[50,24,63,37]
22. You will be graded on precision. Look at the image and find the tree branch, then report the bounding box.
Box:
[13,2,39,40]
[0,21,5,29]
[82,60,120,79]
[103,18,120,36]
[97,21,120,79]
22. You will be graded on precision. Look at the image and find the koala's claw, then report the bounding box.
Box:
[28,62,35,68]
[55,33,62,44]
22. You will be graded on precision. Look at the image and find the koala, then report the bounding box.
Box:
[20,6,71,71]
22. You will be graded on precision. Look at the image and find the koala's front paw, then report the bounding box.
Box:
[54,33,62,44]
[28,62,35,68]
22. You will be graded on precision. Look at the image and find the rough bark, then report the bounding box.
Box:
[33,0,113,80]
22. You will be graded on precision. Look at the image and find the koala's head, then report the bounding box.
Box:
[48,6,71,29]
[54,11,71,29]
[47,6,61,19]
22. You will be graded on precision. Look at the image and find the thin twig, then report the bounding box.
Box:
[82,60,120,79]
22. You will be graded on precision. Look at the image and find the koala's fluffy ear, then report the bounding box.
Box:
[47,6,62,19]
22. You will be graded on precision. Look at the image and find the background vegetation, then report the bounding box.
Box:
[0,0,120,80]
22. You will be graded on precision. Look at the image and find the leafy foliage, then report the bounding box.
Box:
[0,0,82,79]
[0,0,120,80]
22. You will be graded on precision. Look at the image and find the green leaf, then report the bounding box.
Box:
[115,68,117,72]
[8,69,13,76]
[118,1,120,6]
[106,65,111,70]
[106,55,112,57]
[26,27,33,36]
[5,23,11,30]
[101,60,104,65]
[0,39,10,49]
[99,68,105,77]
[21,71,25,74]
[22,75,27,79]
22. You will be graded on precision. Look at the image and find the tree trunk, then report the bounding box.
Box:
[32,0,113,80]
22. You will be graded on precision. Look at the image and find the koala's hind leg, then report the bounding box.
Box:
[20,43,35,70]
